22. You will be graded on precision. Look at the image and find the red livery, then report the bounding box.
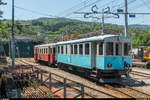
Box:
[34,44,56,66]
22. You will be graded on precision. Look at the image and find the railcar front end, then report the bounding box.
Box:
[96,37,132,78]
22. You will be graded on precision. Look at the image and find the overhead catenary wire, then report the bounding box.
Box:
[58,0,92,17]
[63,0,103,18]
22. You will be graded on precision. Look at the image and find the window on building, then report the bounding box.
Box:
[99,42,103,55]
[124,43,131,56]
[71,45,73,54]
[61,46,64,54]
[106,42,113,56]
[79,44,83,55]
[85,43,89,55]
[74,44,78,54]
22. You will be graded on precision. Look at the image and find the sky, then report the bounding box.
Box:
[1,0,150,25]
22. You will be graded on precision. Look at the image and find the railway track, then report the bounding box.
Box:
[131,71,150,78]
[15,59,119,98]
[12,58,150,98]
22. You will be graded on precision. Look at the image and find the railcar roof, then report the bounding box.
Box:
[34,43,56,47]
[56,34,132,45]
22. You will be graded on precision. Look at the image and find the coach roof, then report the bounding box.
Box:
[34,43,56,47]
[56,34,132,45]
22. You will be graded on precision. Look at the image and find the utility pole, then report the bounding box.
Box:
[11,0,15,68]
[124,0,128,38]
[102,9,104,35]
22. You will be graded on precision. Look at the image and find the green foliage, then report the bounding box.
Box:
[0,17,150,48]
[0,0,6,17]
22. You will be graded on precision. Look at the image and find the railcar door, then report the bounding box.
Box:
[91,42,97,69]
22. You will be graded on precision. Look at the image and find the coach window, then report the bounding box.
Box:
[61,45,64,54]
[106,42,113,56]
[71,45,73,54]
[99,42,103,55]
[74,44,78,55]
[124,43,131,56]
[79,44,83,55]
[46,48,48,54]
[85,43,89,55]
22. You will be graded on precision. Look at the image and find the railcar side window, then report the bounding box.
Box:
[106,42,113,56]
[74,44,78,55]
[58,46,60,54]
[99,42,103,55]
[85,43,89,55]
[71,45,73,54]
[79,44,83,55]
[116,43,122,56]
[61,46,64,54]
[124,43,131,56]
[66,45,68,55]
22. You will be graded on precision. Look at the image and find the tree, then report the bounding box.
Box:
[0,0,6,17]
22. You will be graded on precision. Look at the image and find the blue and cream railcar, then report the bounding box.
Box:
[56,34,132,78]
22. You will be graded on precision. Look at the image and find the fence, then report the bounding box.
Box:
[35,69,85,98]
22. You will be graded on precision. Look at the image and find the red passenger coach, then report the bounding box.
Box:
[34,44,56,66]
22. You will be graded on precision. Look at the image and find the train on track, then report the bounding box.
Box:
[34,34,133,82]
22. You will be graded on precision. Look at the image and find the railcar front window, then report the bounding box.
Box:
[99,42,103,55]
[124,43,131,56]
[116,43,122,56]
[106,42,113,56]
[85,43,89,55]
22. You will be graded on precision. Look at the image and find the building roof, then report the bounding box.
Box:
[14,35,43,42]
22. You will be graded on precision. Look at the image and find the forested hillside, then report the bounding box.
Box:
[0,17,150,48]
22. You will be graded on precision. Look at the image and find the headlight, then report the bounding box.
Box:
[107,64,112,68]
[124,62,130,69]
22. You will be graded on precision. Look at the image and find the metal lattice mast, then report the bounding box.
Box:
[124,0,129,38]
[11,0,15,68]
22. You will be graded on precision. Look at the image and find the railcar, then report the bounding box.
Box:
[34,34,133,82]
[56,34,132,81]
[34,43,56,66]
